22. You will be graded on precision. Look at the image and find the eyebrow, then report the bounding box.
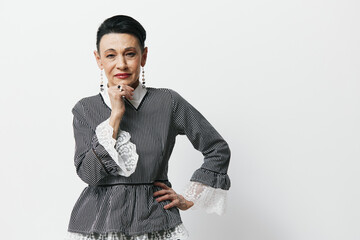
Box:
[104,47,136,53]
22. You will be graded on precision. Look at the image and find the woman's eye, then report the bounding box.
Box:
[126,52,136,57]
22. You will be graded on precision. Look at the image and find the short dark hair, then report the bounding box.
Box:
[96,15,146,54]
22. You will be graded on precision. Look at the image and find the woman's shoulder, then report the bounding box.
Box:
[146,87,192,111]
[72,93,102,115]
[147,86,183,101]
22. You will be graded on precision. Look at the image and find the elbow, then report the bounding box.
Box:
[221,141,231,163]
[77,174,97,186]
[226,142,231,161]
[74,156,104,186]
[218,141,231,172]
[76,166,99,186]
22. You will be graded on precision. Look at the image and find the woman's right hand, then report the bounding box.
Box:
[107,84,134,139]
[107,84,134,116]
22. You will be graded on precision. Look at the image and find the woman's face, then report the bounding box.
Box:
[94,33,148,89]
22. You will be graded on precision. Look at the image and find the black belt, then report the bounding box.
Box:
[96,179,169,187]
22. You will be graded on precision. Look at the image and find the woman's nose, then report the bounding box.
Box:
[116,56,127,69]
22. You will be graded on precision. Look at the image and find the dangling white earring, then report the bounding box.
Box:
[141,67,146,88]
[100,69,104,92]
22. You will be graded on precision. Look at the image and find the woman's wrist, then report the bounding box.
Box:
[109,112,123,139]
[111,110,124,118]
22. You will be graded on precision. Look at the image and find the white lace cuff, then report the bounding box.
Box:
[95,117,138,177]
[183,181,227,215]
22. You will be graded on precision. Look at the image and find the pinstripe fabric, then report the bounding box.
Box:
[67,86,231,236]
[169,89,231,190]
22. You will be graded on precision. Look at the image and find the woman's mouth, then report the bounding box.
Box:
[115,73,131,79]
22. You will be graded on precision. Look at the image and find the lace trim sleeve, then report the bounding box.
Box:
[183,181,228,215]
[95,117,138,177]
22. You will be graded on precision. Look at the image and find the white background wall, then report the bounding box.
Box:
[0,0,359,239]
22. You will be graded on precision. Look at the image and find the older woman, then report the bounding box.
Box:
[66,15,231,240]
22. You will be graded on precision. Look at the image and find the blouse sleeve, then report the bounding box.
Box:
[71,101,138,186]
[168,89,231,215]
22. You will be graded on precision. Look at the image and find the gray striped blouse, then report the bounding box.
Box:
[67,85,231,238]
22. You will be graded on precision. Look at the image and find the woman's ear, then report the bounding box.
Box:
[93,50,103,69]
[141,47,148,67]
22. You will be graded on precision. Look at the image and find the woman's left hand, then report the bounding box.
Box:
[153,182,194,211]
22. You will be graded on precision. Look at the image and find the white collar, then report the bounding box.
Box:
[100,81,148,110]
